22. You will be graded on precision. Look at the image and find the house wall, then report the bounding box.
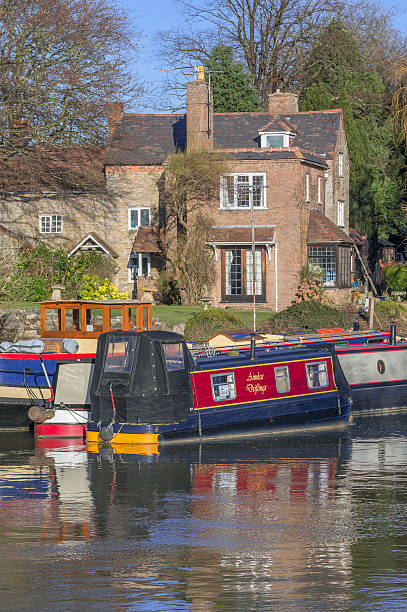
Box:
[325,116,349,234]
[208,158,327,311]
[105,165,163,292]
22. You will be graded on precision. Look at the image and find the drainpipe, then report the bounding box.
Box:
[274,242,279,312]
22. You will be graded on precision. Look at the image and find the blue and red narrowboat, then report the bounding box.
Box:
[86,331,352,446]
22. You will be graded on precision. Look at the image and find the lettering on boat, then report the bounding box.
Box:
[246,371,265,381]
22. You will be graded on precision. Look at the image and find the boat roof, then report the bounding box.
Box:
[196,345,333,370]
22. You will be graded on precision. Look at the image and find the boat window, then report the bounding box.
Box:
[128,308,139,331]
[368,338,385,344]
[275,366,290,393]
[85,308,103,332]
[44,308,61,331]
[142,306,149,331]
[109,307,122,331]
[162,343,185,371]
[306,362,328,389]
[104,335,138,373]
[65,308,82,331]
[211,372,237,402]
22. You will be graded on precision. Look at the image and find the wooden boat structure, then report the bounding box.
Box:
[0,300,152,436]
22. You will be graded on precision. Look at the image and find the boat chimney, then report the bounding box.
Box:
[390,321,397,345]
[250,334,256,360]
[353,318,360,331]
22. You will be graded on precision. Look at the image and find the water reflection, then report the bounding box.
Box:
[0,417,406,610]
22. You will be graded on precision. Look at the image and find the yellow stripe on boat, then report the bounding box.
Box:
[86,429,159,445]
[87,440,159,455]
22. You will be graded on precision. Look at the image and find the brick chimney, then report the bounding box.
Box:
[107,102,124,138]
[268,91,299,115]
[186,66,213,153]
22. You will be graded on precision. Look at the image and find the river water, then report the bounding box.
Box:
[1,415,407,611]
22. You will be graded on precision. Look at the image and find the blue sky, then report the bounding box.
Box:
[117,0,407,112]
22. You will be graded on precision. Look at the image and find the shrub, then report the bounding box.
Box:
[383,265,407,293]
[259,300,348,334]
[375,299,407,320]
[184,308,245,341]
[293,264,328,303]
[78,275,128,300]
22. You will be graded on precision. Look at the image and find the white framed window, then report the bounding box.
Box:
[338,153,343,177]
[211,372,236,402]
[317,177,322,205]
[337,200,344,227]
[220,173,266,209]
[39,215,63,233]
[306,361,328,389]
[275,366,290,394]
[128,207,151,230]
[305,173,310,202]
[128,253,151,281]
[259,132,290,148]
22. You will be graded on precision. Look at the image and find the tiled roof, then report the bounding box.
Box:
[0,146,106,192]
[307,209,353,244]
[131,226,161,253]
[106,114,186,166]
[258,117,295,133]
[106,109,341,166]
[209,226,275,244]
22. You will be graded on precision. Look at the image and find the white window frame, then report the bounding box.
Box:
[259,132,290,148]
[317,177,322,205]
[305,173,310,203]
[337,200,344,227]
[220,173,267,209]
[128,253,151,281]
[39,214,63,234]
[211,372,237,402]
[128,207,151,230]
[306,361,329,389]
[338,153,344,177]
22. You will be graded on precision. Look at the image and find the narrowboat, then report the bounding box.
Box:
[335,339,407,413]
[86,331,352,446]
[0,299,152,434]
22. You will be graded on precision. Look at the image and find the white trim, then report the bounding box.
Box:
[39,214,63,234]
[305,173,310,203]
[220,173,267,209]
[259,132,292,148]
[68,234,111,257]
[128,207,151,230]
[317,176,322,205]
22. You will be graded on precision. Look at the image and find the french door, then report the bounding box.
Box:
[221,248,265,302]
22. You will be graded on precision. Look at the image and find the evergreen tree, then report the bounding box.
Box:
[204,45,261,112]
[301,19,405,244]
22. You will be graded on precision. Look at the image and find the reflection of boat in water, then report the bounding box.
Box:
[0,300,152,435]
[87,331,352,446]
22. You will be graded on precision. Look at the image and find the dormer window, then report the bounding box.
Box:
[260,132,290,148]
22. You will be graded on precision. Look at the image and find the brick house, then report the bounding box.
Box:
[0,70,353,309]
[106,71,353,309]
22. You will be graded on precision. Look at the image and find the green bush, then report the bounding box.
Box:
[375,299,407,320]
[383,265,407,293]
[0,244,115,302]
[184,308,245,341]
[259,300,348,334]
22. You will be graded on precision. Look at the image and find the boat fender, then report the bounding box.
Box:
[99,423,114,442]
[62,338,79,354]
[28,405,55,423]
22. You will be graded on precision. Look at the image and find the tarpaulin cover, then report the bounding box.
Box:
[90,331,195,424]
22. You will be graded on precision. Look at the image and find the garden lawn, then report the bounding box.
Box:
[152,305,274,328]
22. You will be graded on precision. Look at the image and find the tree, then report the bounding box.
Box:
[0,0,142,189]
[156,0,404,110]
[204,45,261,112]
[301,19,405,242]
[162,151,227,304]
